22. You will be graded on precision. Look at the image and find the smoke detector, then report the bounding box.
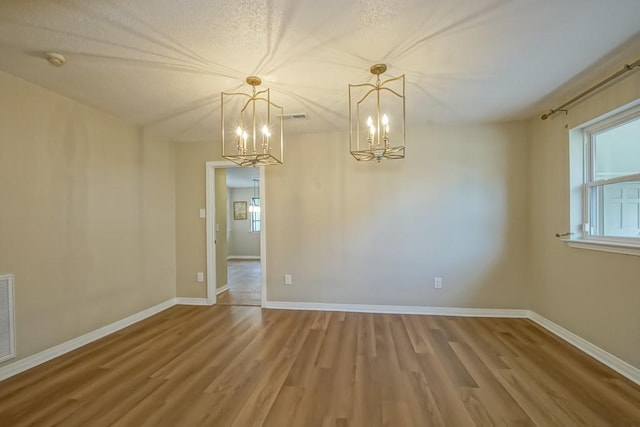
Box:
[44,52,66,67]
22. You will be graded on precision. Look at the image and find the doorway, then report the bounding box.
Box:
[219,168,261,306]
[205,161,266,306]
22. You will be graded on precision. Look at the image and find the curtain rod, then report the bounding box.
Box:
[541,58,640,120]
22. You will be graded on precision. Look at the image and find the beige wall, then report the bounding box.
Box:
[228,187,260,257]
[266,124,530,306]
[528,64,640,369]
[174,124,529,306]
[215,169,228,288]
[0,71,176,363]
[175,141,220,298]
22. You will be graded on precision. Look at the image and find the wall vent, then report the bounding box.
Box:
[281,113,308,120]
[0,274,16,363]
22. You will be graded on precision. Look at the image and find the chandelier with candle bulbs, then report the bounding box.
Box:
[221,76,283,167]
[349,64,405,162]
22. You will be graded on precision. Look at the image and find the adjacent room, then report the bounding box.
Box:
[0,1,639,425]
[218,167,262,306]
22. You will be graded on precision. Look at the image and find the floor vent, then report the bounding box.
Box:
[0,274,16,363]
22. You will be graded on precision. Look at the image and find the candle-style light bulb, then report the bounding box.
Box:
[237,130,247,154]
[261,125,270,152]
[365,116,374,141]
[369,124,376,138]
[235,126,244,153]
[382,114,389,134]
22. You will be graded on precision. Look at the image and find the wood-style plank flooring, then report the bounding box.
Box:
[217,260,261,306]
[1,306,639,426]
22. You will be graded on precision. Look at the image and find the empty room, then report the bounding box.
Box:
[1,1,640,426]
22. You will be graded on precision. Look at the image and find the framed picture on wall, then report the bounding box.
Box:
[233,201,247,220]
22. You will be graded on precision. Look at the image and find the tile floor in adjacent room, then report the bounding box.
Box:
[217,259,261,306]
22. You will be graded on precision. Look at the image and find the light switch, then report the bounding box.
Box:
[199,209,206,219]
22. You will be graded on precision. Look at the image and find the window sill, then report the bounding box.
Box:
[564,239,640,257]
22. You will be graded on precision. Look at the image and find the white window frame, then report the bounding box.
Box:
[250,197,260,233]
[566,101,640,256]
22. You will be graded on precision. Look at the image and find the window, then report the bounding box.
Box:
[250,197,261,232]
[569,102,640,255]
[584,106,640,240]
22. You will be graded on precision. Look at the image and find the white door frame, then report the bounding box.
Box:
[205,161,267,306]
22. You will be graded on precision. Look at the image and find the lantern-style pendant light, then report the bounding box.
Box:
[221,76,284,167]
[349,64,405,162]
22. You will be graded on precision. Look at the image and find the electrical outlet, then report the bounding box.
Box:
[284,274,292,285]
[197,272,204,282]
[434,277,443,289]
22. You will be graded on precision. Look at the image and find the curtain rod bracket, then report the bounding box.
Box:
[555,232,574,238]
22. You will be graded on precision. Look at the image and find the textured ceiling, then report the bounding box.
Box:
[0,0,639,142]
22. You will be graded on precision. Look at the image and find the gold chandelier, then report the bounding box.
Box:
[349,64,405,162]
[221,76,284,167]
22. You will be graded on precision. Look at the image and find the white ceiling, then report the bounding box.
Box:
[0,0,639,142]
[226,167,259,189]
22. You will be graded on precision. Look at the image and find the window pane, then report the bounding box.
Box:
[249,197,260,232]
[594,116,640,180]
[590,180,640,238]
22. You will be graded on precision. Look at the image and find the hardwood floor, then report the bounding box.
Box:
[217,260,261,306]
[1,306,639,426]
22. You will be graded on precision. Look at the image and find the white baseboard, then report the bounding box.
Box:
[216,285,229,295]
[0,299,175,382]
[529,312,640,386]
[263,300,529,318]
[227,256,260,260]
[175,297,210,306]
